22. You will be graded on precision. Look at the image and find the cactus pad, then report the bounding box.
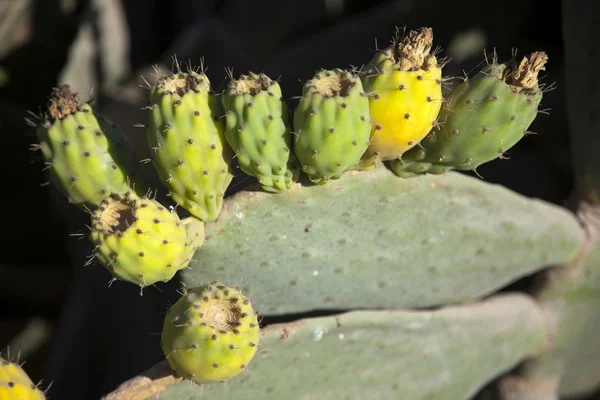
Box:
[147,69,234,221]
[34,85,145,208]
[89,192,203,289]
[182,165,583,314]
[160,283,260,384]
[359,27,443,169]
[0,357,45,400]
[293,68,371,184]
[222,72,299,192]
[157,294,547,399]
[390,52,548,177]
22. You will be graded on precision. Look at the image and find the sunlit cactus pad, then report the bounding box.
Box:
[182,165,584,314]
[155,294,548,400]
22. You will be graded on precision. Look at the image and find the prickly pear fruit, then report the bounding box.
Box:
[292,68,371,184]
[89,191,203,290]
[0,357,45,400]
[147,68,234,222]
[222,72,300,192]
[161,282,260,384]
[33,85,146,209]
[358,27,443,169]
[389,52,548,178]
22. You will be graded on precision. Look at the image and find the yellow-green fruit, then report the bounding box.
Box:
[222,72,300,192]
[89,192,203,289]
[359,27,443,169]
[0,358,45,400]
[147,70,234,222]
[161,282,260,384]
[293,68,371,184]
[34,85,146,208]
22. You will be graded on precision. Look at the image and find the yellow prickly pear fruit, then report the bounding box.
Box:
[0,357,45,400]
[358,27,443,169]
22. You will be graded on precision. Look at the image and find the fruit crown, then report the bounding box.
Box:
[504,51,548,95]
[44,84,83,122]
[157,71,211,96]
[391,27,438,71]
[231,72,273,96]
[93,192,139,236]
[306,68,358,97]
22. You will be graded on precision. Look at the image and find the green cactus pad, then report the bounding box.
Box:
[293,68,371,184]
[389,52,548,178]
[518,207,600,398]
[147,70,235,222]
[157,293,547,400]
[181,165,583,314]
[0,357,46,400]
[160,283,260,384]
[222,72,299,192]
[34,85,146,209]
[89,192,203,289]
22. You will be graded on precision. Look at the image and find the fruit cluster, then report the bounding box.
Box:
[27,26,549,386]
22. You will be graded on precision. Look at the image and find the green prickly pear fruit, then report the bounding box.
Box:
[161,282,260,384]
[147,68,235,222]
[221,72,299,192]
[389,51,548,178]
[0,357,45,400]
[33,85,146,209]
[358,27,444,170]
[88,191,204,291]
[293,68,371,184]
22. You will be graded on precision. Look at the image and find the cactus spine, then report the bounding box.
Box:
[147,68,234,222]
[358,27,443,169]
[33,85,146,209]
[161,283,260,384]
[293,68,371,184]
[389,52,548,178]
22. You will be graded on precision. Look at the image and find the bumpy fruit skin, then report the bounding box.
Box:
[358,27,443,169]
[161,282,260,384]
[0,358,45,400]
[147,70,234,222]
[222,72,299,192]
[34,85,146,208]
[389,52,548,178]
[89,192,203,288]
[293,68,371,184]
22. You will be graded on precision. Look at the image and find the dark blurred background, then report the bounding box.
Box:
[0,0,593,398]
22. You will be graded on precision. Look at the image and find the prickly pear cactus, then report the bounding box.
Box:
[0,357,45,400]
[221,72,299,192]
[160,283,260,384]
[293,68,371,184]
[147,68,235,222]
[33,84,146,209]
[389,52,548,178]
[358,27,443,169]
[88,191,204,290]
